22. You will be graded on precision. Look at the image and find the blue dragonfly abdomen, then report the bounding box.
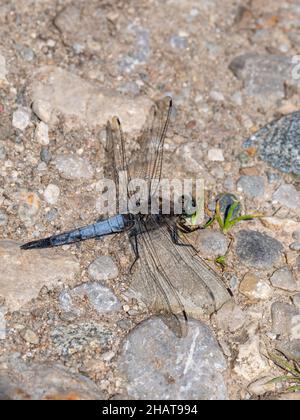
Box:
[20,214,132,250]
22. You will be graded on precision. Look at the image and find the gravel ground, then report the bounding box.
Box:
[0,0,300,400]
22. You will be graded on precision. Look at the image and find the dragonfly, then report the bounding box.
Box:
[21,97,230,336]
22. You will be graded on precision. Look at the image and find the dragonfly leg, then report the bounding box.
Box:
[171,226,193,248]
[129,232,140,273]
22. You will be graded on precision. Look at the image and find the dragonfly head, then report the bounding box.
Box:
[179,194,197,217]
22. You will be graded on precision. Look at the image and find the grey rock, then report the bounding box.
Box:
[35,121,49,145]
[272,184,300,210]
[117,317,228,400]
[72,43,85,54]
[293,293,300,309]
[59,289,77,314]
[266,171,280,184]
[45,208,58,222]
[234,336,270,381]
[0,210,8,226]
[54,154,94,180]
[243,112,300,176]
[238,151,250,166]
[18,46,35,62]
[30,66,152,133]
[237,176,265,198]
[17,191,40,227]
[72,283,121,313]
[44,184,60,205]
[88,256,119,282]
[12,107,31,131]
[0,355,103,400]
[0,54,7,80]
[20,328,39,345]
[270,267,298,292]
[0,305,6,340]
[208,147,224,161]
[236,230,283,269]
[209,91,225,103]
[170,35,188,49]
[0,143,6,160]
[194,229,229,258]
[0,240,80,311]
[215,301,246,332]
[288,32,300,46]
[51,322,113,356]
[229,54,295,105]
[239,272,273,300]
[293,230,300,241]
[271,302,300,336]
[276,340,300,363]
[40,147,52,164]
[248,376,277,396]
[175,141,204,174]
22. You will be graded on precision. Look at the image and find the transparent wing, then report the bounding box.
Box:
[105,117,131,207]
[130,216,230,337]
[130,96,172,197]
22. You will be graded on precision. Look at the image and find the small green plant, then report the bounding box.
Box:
[268,352,300,393]
[205,197,263,234]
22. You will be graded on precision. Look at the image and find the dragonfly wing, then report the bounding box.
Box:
[129,216,230,336]
[130,96,172,197]
[105,117,131,209]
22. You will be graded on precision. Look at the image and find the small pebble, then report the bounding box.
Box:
[12,107,31,131]
[272,184,300,210]
[210,90,225,102]
[0,210,8,226]
[40,147,52,164]
[266,171,280,184]
[271,302,300,336]
[46,39,56,48]
[45,208,58,222]
[293,294,300,309]
[0,54,7,81]
[0,144,6,160]
[170,35,188,49]
[44,184,60,205]
[270,267,298,292]
[238,152,250,166]
[231,91,243,106]
[236,230,283,269]
[72,283,121,314]
[18,46,35,61]
[239,273,273,300]
[54,154,94,180]
[290,242,300,251]
[32,99,52,123]
[35,121,49,145]
[72,43,85,54]
[88,256,119,282]
[20,328,40,345]
[237,176,265,198]
[215,301,246,332]
[208,148,224,162]
[194,230,228,258]
[18,191,40,226]
[292,230,300,241]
